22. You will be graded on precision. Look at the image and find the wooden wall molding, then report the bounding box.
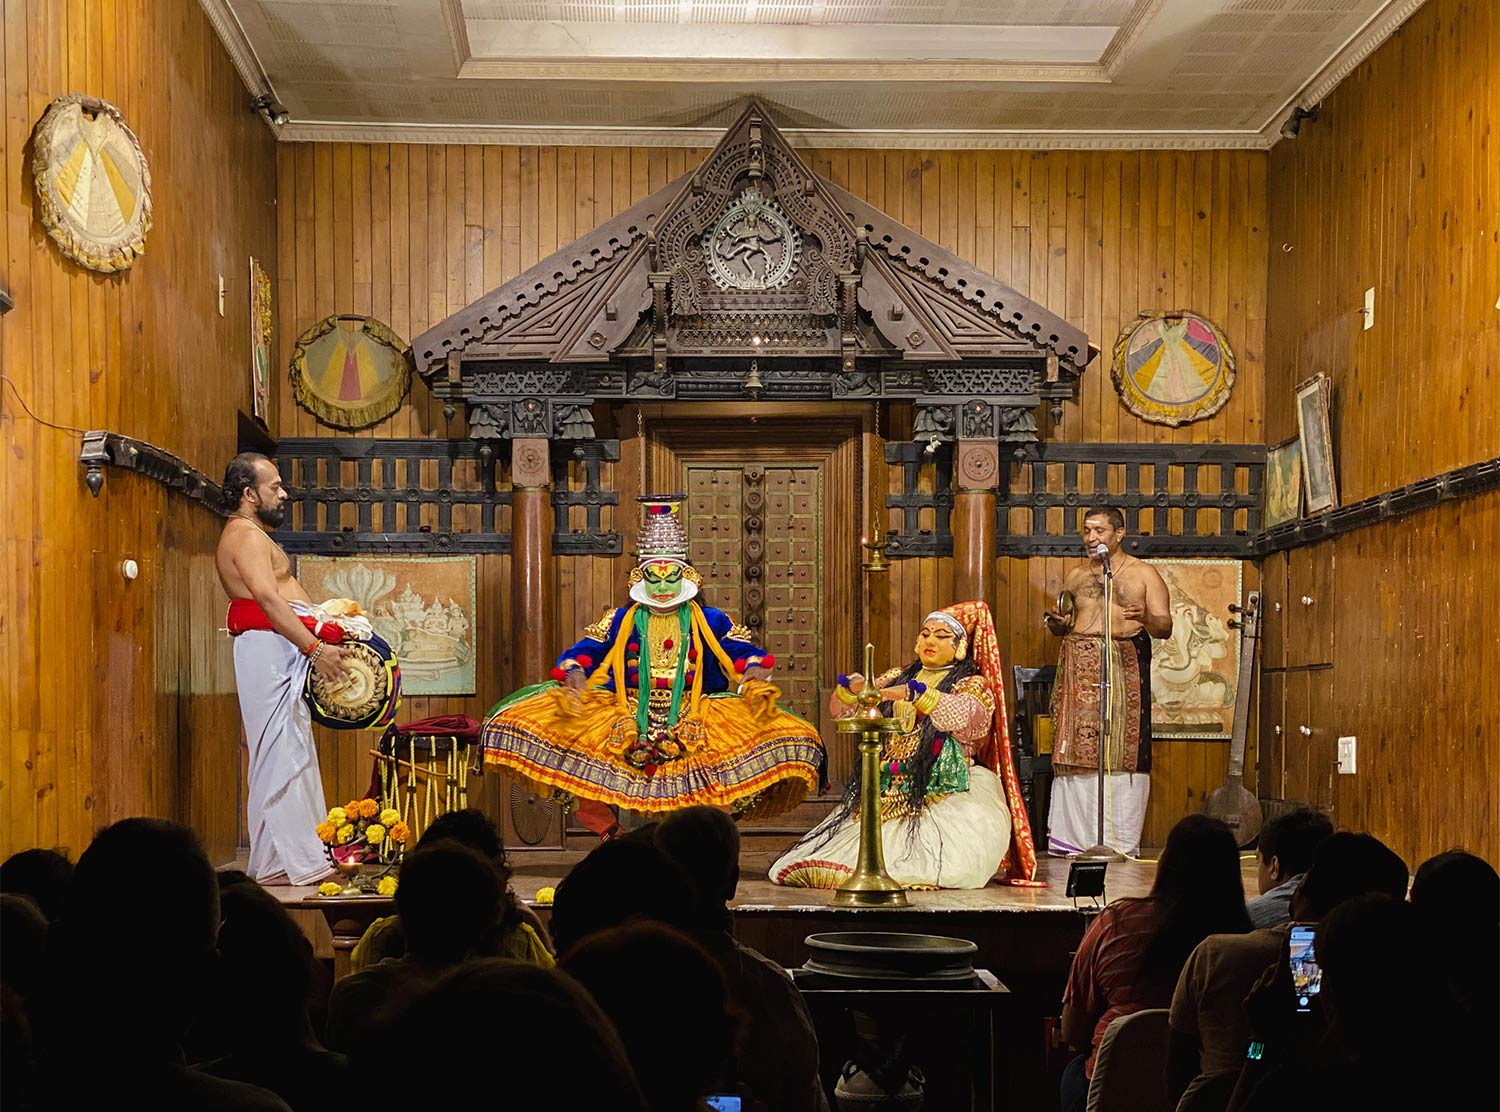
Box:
[80,430,227,512]
[1253,457,1500,556]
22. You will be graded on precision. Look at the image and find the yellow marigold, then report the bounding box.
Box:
[344,801,363,817]
[366,824,386,845]
[315,821,337,844]
[376,875,398,897]
[534,886,556,906]
[326,807,347,827]
[317,882,343,897]
[388,821,411,845]
[379,808,401,827]
[357,798,380,819]
[336,823,356,845]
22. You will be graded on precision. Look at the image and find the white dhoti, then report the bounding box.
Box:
[233,628,330,885]
[1047,771,1151,858]
[769,765,1012,890]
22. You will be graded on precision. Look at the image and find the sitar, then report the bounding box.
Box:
[1204,590,1262,846]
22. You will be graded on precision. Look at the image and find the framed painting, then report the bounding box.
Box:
[1263,436,1303,527]
[295,555,477,696]
[1295,373,1338,513]
[1144,559,1244,740]
[249,256,272,423]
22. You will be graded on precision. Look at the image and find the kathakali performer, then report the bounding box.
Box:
[770,601,1039,890]
[481,497,824,839]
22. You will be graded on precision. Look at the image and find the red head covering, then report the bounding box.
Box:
[934,600,1040,885]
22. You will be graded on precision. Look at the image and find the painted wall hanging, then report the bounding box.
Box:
[1145,558,1243,740]
[1112,311,1235,427]
[289,315,412,430]
[250,257,273,423]
[294,556,477,696]
[31,93,153,272]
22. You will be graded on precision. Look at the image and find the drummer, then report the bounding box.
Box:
[217,452,349,886]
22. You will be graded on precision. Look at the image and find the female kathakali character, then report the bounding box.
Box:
[770,601,1039,889]
[481,496,824,839]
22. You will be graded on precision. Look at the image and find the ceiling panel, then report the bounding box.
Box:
[209,0,1426,146]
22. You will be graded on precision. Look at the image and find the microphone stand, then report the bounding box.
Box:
[1076,544,1126,862]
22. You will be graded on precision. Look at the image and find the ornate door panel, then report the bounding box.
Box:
[684,464,823,726]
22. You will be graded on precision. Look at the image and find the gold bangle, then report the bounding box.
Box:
[835,685,859,705]
[913,689,941,716]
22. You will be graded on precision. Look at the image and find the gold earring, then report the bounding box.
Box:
[955,638,968,661]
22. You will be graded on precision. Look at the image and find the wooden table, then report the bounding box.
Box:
[283,893,394,980]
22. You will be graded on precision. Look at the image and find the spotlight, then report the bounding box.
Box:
[1279,105,1318,140]
[251,94,290,127]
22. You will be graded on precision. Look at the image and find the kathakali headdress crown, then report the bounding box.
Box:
[635,495,690,565]
[628,496,702,602]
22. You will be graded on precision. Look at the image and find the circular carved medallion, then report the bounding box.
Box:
[1111,311,1235,427]
[31,93,153,272]
[704,185,800,291]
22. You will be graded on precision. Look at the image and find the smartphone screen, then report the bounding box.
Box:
[704,1098,741,1112]
[1288,923,1322,1013]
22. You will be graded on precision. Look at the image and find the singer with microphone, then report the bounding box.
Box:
[1042,506,1172,857]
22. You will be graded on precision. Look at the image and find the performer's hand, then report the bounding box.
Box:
[312,644,349,681]
[1119,603,1146,622]
[1043,610,1070,633]
[742,664,772,684]
[844,673,866,694]
[563,666,588,691]
[879,686,909,703]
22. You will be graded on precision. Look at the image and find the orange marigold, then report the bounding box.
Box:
[357,798,380,819]
[314,820,337,844]
[388,821,411,845]
[344,800,363,816]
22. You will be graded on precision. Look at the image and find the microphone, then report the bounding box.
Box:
[1092,541,1112,572]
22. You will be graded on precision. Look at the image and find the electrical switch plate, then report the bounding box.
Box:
[1337,735,1357,775]
[1362,287,1374,330]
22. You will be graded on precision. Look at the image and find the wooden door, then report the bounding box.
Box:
[682,465,822,726]
[1258,669,1286,801]
[1260,552,1288,671]
[1282,668,1336,810]
[1286,544,1334,667]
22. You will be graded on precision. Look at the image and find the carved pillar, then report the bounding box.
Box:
[953,438,999,611]
[510,438,553,685]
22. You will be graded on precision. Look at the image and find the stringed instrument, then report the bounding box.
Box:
[1204,590,1263,846]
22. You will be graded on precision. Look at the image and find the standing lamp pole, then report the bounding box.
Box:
[832,642,909,908]
[1076,548,1126,862]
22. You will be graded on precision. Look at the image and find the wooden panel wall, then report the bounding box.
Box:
[275,144,1268,838]
[1,0,277,863]
[1264,0,1499,865]
[1266,0,1497,502]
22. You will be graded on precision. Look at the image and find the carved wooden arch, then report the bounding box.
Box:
[410,100,1096,447]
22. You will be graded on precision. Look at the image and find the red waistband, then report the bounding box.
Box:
[226,598,348,642]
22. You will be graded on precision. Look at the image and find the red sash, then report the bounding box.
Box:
[226,598,349,643]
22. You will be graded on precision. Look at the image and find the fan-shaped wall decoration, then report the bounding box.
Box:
[289,315,412,430]
[31,93,153,272]
[1111,311,1235,427]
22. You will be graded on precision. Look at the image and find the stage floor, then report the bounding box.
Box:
[263,847,1260,912]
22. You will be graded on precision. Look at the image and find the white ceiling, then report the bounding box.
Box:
[202,0,1426,147]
